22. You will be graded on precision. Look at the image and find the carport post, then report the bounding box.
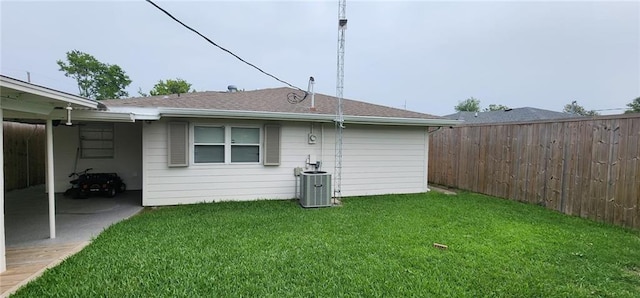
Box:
[1,98,6,272]
[46,119,56,239]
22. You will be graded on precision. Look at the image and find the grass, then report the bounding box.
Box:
[12,192,640,297]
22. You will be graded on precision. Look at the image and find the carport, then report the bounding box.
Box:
[1,186,142,295]
[4,186,142,248]
[0,75,140,275]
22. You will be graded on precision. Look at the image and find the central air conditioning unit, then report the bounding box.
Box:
[300,171,332,208]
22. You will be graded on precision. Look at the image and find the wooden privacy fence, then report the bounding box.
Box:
[428,114,640,230]
[3,121,46,191]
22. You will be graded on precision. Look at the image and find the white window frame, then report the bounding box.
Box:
[230,126,261,163]
[191,124,261,165]
[79,123,114,159]
[193,125,225,164]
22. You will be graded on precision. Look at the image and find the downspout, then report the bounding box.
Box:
[321,124,324,164]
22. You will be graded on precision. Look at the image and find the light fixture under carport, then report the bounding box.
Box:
[65,104,73,126]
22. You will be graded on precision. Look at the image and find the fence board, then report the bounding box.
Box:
[628,118,640,228]
[3,121,46,191]
[578,121,594,219]
[564,121,579,215]
[611,119,625,226]
[593,122,608,222]
[524,125,535,204]
[548,122,563,210]
[606,120,620,225]
[428,114,640,230]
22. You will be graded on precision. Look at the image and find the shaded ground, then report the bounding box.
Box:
[5,185,142,247]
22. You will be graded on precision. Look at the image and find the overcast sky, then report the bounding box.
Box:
[1,0,638,116]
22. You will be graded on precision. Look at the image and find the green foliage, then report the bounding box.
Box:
[149,78,193,96]
[483,104,510,112]
[13,193,640,297]
[454,97,481,112]
[624,97,640,114]
[57,50,132,100]
[563,101,599,116]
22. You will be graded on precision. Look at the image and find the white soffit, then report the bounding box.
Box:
[0,75,98,110]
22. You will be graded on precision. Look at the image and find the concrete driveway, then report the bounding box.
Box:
[5,185,143,248]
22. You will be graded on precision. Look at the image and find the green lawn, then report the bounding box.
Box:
[12,192,640,297]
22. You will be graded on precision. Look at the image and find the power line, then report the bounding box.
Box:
[145,0,307,101]
[592,107,628,112]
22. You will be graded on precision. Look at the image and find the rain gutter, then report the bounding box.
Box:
[157,108,463,127]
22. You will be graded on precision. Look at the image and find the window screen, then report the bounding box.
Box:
[194,126,225,163]
[231,127,259,163]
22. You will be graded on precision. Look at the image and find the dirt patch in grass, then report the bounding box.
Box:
[625,266,640,277]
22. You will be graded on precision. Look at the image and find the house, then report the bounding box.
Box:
[1,74,460,271]
[1,75,109,272]
[93,87,461,205]
[444,107,581,124]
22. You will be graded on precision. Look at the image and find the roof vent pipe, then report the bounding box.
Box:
[308,76,315,111]
[228,85,238,92]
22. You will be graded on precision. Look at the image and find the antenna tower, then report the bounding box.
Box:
[334,0,347,203]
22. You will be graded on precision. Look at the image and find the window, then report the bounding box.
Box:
[231,127,260,162]
[194,126,225,163]
[80,123,114,159]
[193,125,260,164]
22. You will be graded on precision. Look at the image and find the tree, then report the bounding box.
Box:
[149,78,193,96]
[624,97,640,114]
[137,87,148,97]
[57,50,132,100]
[483,104,510,112]
[454,97,481,112]
[563,101,599,116]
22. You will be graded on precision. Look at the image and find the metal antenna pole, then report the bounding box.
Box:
[334,0,347,203]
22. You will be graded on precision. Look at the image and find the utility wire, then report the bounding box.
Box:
[592,107,628,112]
[145,0,307,102]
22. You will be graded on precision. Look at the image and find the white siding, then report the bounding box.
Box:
[142,119,428,206]
[143,119,322,206]
[53,122,143,192]
[339,125,428,196]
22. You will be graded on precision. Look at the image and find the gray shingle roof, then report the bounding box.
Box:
[101,87,442,120]
[443,107,582,124]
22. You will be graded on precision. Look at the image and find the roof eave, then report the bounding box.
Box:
[0,75,99,109]
[157,108,463,127]
[106,106,160,120]
[49,109,135,122]
[343,115,462,126]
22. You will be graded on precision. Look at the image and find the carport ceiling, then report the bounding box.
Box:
[1,75,101,122]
